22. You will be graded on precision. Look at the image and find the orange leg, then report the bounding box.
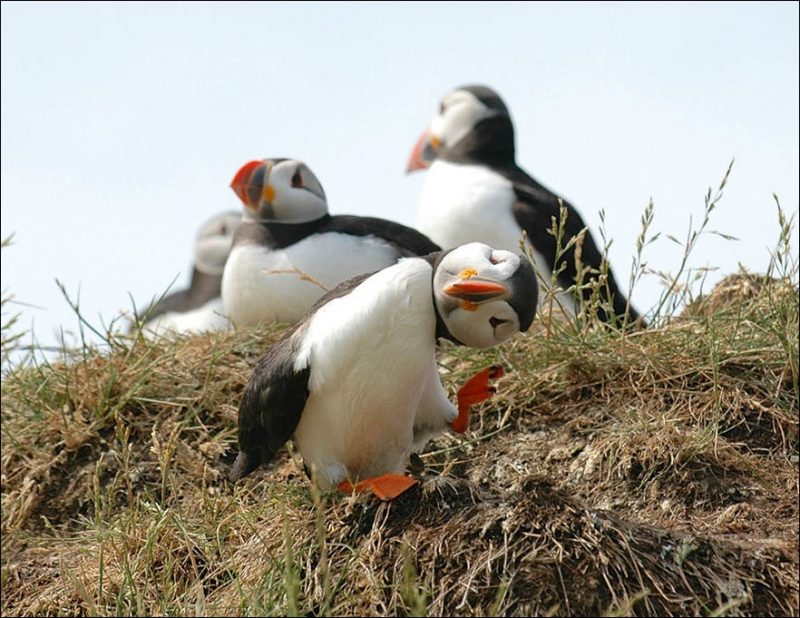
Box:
[338,473,418,501]
[451,365,505,434]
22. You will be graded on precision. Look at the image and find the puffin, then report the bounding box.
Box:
[222,158,440,328]
[407,84,642,327]
[229,242,538,500]
[137,210,241,336]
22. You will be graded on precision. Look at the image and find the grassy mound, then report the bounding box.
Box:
[2,269,797,616]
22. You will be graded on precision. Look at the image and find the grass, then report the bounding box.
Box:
[1,171,798,616]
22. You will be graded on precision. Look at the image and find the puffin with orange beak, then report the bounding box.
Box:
[230,242,538,500]
[407,85,642,327]
[222,158,440,328]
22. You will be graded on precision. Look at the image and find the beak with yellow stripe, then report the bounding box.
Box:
[443,267,511,311]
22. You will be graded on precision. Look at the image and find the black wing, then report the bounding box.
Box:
[507,166,641,326]
[139,289,191,325]
[139,269,222,326]
[326,215,441,257]
[256,214,440,257]
[229,325,311,481]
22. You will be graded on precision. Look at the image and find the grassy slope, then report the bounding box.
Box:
[1,269,797,616]
[2,175,798,616]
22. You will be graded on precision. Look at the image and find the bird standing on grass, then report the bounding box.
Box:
[407,84,641,326]
[222,158,440,328]
[229,242,538,500]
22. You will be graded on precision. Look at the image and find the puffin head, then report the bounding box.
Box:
[433,242,538,348]
[230,158,328,223]
[407,85,515,172]
[193,210,242,276]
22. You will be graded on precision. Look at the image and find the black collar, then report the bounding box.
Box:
[426,249,465,346]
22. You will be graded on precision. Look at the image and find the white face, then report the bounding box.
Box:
[429,89,495,153]
[434,242,534,349]
[231,158,328,223]
[266,160,327,223]
[194,211,241,275]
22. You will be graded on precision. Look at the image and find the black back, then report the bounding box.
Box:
[506,165,641,326]
[234,213,440,257]
[140,268,222,325]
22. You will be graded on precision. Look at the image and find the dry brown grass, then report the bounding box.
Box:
[1,268,797,616]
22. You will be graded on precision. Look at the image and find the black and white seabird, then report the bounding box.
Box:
[407,84,642,326]
[137,210,241,336]
[222,158,441,327]
[229,242,538,500]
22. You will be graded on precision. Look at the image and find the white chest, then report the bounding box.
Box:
[417,161,523,252]
[221,233,400,327]
[416,161,576,315]
[291,260,439,487]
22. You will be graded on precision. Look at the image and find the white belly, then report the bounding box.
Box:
[142,297,230,338]
[417,160,576,315]
[221,233,400,327]
[291,259,440,488]
[418,161,523,251]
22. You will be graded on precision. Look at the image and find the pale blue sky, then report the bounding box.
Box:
[2,2,798,354]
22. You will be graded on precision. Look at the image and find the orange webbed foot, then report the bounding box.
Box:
[338,473,418,501]
[451,365,505,434]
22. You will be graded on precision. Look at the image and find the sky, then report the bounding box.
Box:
[2,1,798,356]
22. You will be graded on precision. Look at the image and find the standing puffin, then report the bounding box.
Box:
[407,85,641,326]
[222,158,440,328]
[229,242,538,500]
[137,210,241,336]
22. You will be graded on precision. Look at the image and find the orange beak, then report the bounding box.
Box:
[230,160,266,208]
[443,278,509,303]
[406,129,436,173]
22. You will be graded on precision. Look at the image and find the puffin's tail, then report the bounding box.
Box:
[229,450,261,482]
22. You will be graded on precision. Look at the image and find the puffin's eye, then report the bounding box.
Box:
[490,255,503,265]
[439,102,446,115]
[291,170,303,188]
